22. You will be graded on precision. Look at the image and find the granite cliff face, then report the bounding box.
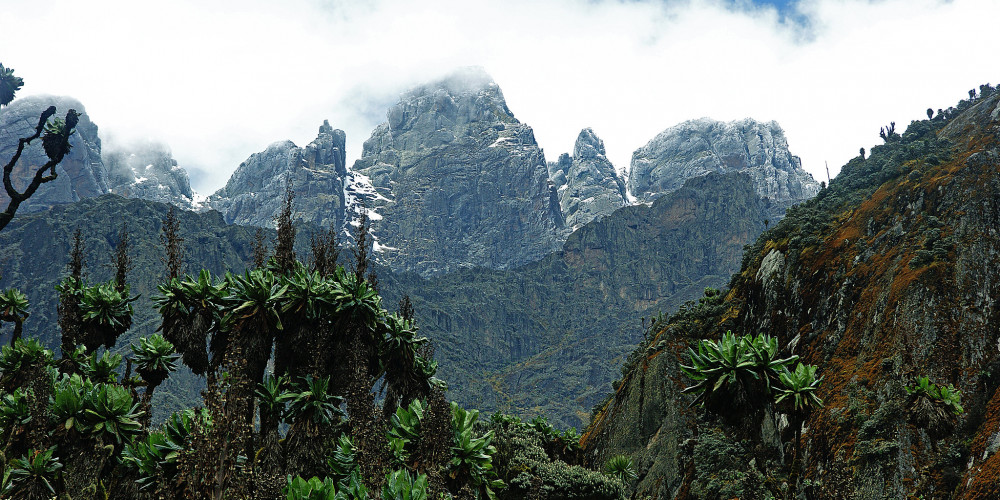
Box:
[104,140,199,210]
[207,120,347,231]
[547,128,627,231]
[352,67,563,277]
[584,89,1000,499]
[0,96,108,213]
[627,118,820,206]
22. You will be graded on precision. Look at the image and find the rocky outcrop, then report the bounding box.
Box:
[394,171,772,429]
[547,128,627,231]
[627,118,820,206]
[352,67,564,277]
[104,141,199,210]
[0,95,108,213]
[207,120,347,231]
[584,89,1000,499]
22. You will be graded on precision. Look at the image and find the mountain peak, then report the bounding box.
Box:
[627,117,819,204]
[573,127,606,159]
[406,66,498,99]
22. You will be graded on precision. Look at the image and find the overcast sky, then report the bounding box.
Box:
[3,0,998,194]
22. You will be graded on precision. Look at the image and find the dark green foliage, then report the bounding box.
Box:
[122,408,208,490]
[0,63,24,106]
[680,331,799,413]
[0,338,51,382]
[690,429,767,499]
[905,375,964,440]
[256,374,291,429]
[449,403,505,499]
[382,469,428,500]
[130,334,180,392]
[0,287,29,344]
[81,350,122,384]
[603,455,636,483]
[387,399,424,464]
[776,362,824,413]
[486,413,622,499]
[154,269,225,376]
[80,383,143,444]
[286,375,344,426]
[49,373,89,433]
[0,388,31,429]
[328,434,360,486]
[274,181,297,275]
[161,205,185,280]
[0,195,629,498]
[74,280,137,353]
[4,447,62,499]
[284,475,338,500]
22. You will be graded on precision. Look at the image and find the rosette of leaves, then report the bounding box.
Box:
[382,469,429,500]
[274,264,338,379]
[224,268,288,330]
[388,399,425,464]
[81,350,122,384]
[50,373,93,433]
[284,475,338,500]
[78,281,138,352]
[327,434,359,487]
[381,314,434,414]
[604,454,637,484]
[775,363,824,413]
[0,287,29,342]
[81,383,143,444]
[0,388,31,440]
[0,339,52,379]
[286,375,344,426]
[281,263,338,321]
[745,333,799,392]
[449,403,505,500]
[42,116,75,160]
[130,334,180,391]
[681,331,795,413]
[214,268,288,388]
[331,268,382,334]
[906,375,964,439]
[4,447,62,499]
[256,374,291,429]
[907,376,964,415]
[153,270,226,375]
[123,408,207,489]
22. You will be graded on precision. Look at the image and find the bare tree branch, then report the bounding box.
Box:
[1,107,78,231]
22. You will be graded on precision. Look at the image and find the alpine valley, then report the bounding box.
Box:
[3,65,999,499]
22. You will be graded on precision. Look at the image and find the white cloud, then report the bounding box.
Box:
[2,0,997,193]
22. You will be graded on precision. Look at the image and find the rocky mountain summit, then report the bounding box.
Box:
[0,95,108,213]
[206,120,348,231]
[547,128,627,231]
[2,77,820,282]
[104,140,199,210]
[352,67,564,277]
[627,117,820,206]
